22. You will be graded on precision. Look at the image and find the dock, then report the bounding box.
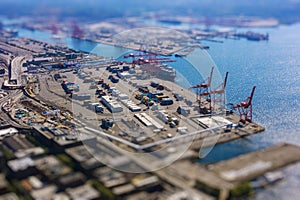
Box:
[181,143,300,199]
[211,143,300,183]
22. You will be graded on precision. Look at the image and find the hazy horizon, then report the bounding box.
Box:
[0,0,299,24]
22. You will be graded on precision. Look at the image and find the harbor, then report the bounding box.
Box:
[0,17,299,199]
[0,36,267,165]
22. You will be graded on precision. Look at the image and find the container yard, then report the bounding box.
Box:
[2,36,298,200]
[41,50,265,154]
[0,37,265,155]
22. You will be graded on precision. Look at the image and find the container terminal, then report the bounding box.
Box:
[20,48,265,153]
[1,36,299,200]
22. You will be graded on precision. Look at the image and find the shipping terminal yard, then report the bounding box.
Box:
[0,31,299,200]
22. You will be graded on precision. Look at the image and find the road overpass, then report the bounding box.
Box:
[10,56,26,84]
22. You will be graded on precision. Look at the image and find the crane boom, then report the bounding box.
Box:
[222,72,228,90]
[248,86,256,106]
[207,66,214,87]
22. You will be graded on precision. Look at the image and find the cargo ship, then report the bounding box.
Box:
[137,63,176,82]
[2,29,18,38]
[122,52,176,82]
[234,31,269,41]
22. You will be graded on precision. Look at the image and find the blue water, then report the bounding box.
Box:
[200,24,300,200]
[15,23,300,199]
[17,28,215,87]
[199,24,300,163]
[16,28,121,57]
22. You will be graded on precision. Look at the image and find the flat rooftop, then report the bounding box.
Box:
[0,193,19,200]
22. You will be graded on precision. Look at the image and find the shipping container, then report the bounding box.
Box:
[160,98,173,106]
[73,93,91,101]
[123,66,130,71]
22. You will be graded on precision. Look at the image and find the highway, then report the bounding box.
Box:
[85,125,224,151]
[9,56,27,85]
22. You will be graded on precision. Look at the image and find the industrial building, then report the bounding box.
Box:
[7,157,37,179]
[101,95,123,113]
[32,126,96,153]
[2,134,44,158]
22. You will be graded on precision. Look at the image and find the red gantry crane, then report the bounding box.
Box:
[122,51,177,81]
[123,51,176,68]
[71,22,84,39]
[51,23,59,35]
[233,86,256,123]
[189,66,214,114]
[50,22,65,47]
[124,52,175,65]
[124,52,154,67]
[211,72,228,113]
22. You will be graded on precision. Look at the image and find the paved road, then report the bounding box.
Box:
[0,89,28,129]
[84,126,213,200]
[10,56,26,85]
